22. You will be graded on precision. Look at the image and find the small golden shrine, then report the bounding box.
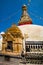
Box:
[1,24,23,56]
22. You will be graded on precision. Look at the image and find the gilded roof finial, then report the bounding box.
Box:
[22,4,27,11]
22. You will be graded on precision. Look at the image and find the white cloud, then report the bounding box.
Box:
[0,32,5,34]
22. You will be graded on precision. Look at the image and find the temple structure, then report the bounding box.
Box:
[0,5,43,64]
[1,25,23,55]
[18,5,43,64]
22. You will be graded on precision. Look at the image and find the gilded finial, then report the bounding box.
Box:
[22,4,27,11]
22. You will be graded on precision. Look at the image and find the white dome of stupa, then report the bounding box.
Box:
[18,24,43,41]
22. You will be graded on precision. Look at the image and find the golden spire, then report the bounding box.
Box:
[18,5,32,25]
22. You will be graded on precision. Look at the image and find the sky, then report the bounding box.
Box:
[0,0,43,32]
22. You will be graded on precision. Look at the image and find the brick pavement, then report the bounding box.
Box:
[0,56,43,65]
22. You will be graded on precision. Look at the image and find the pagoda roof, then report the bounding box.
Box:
[5,24,23,39]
